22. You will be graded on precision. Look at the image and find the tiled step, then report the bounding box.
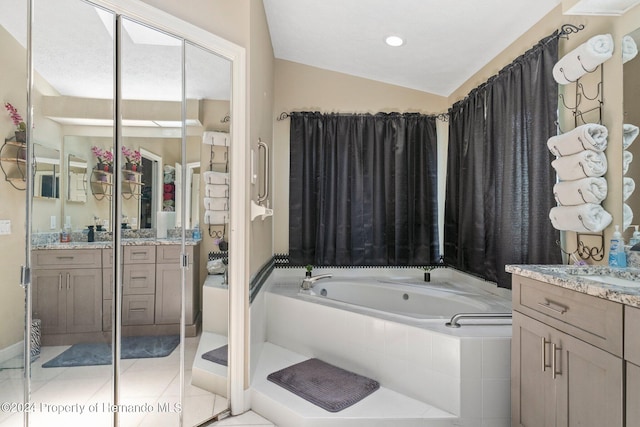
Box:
[251,342,457,427]
[192,331,228,397]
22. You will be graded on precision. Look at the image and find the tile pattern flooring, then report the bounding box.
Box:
[0,336,274,427]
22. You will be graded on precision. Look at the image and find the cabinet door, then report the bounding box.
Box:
[66,269,103,333]
[628,362,640,427]
[32,269,67,334]
[155,263,183,324]
[555,328,623,427]
[512,311,557,426]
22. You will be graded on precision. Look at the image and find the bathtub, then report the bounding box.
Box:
[306,276,511,320]
[259,267,513,425]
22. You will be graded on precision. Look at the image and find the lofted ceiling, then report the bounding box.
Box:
[263,0,562,97]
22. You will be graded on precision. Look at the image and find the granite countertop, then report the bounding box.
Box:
[33,238,200,250]
[506,264,640,308]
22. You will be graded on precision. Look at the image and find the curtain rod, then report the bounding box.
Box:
[276,111,449,122]
[449,24,586,112]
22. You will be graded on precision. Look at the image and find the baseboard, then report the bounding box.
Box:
[0,341,23,364]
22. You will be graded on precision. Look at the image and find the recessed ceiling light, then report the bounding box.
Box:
[385,35,404,47]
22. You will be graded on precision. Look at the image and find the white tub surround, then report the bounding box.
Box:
[250,267,512,427]
[192,274,229,397]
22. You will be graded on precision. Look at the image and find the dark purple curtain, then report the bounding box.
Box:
[289,112,438,266]
[444,32,562,288]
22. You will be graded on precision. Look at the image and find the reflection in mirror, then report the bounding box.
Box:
[28,1,116,426]
[185,40,232,424]
[33,144,60,199]
[623,28,640,241]
[66,153,87,203]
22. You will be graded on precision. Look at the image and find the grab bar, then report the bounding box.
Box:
[257,138,269,204]
[445,312,512,328]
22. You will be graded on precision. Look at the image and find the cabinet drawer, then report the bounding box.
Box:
[124,246,156,264]
[626,306,640,365]
[123,264,155,295]
[122,295,155,325]
[156,245,193,264]
[513,275,623,356]
[32,249,101,269]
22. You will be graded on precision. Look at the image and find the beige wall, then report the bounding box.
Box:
[272,59,448,253]
[0,24,27,350]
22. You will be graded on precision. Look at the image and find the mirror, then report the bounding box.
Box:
[1,0,240,423]
[33,144,60,199]
[624,27,640,241]
[29,1,116,427]
[66,153,87,203]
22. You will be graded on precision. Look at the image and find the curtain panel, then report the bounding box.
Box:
[289,112,439,266]
[444,33,563,288]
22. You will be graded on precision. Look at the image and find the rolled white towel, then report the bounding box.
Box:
[624,150,633,175]
[203,197,228,211]
[205,183,228,198]
[204,209,229,225]
[624,203,633,231]
[624,124,639,149]
[551,150,607,180]
[547,123,608,156]
[553,177,607,206]
[549,203,612,232]
[624,177,635,202]
[623,35,638,64]
[553,33,614,84]
[203,170,229,185]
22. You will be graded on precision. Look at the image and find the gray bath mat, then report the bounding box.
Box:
[202,345,228,366]
[42,335,180,368]
[267,358,380,412]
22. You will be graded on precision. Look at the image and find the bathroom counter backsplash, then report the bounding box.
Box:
[506,264,640,308]
[32,228,200,249]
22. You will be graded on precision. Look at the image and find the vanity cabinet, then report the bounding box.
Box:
[155,245,199,325]
[102,246,156,329]
[625,306,640,426]
[102,244,199,333]
[511,275,624,427]
[32,249,103,336]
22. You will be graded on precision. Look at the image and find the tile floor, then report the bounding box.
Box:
[0,336,274,427]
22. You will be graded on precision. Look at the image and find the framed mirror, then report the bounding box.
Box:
[33,144,60,199]
[623,27,640,241]
[66,153,87,203]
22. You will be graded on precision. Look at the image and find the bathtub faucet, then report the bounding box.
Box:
[301,274,332,290]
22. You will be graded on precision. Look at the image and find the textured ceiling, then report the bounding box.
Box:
[0,0,231,102]
[263,0,562,97]
[1,0,565,100]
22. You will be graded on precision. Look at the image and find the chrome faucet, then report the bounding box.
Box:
[301,274,332,290]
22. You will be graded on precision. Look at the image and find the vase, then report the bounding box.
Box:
[14,131,26,143]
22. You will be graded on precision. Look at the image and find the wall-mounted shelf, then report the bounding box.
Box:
[90,168,112,200]
[122,169,142,199]
[0,138,27,190]
[90,168,143,200]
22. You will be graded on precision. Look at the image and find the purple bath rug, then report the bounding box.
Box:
[267,358,380,412]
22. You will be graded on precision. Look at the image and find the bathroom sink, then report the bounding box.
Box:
[582,275,639,287]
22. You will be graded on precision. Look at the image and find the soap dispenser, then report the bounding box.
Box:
[630,225,640,246]
[608,225,627,268]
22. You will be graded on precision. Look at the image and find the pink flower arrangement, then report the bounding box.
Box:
[91,146,113,165]
[4,103,26,131]
[122,146,141,166]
